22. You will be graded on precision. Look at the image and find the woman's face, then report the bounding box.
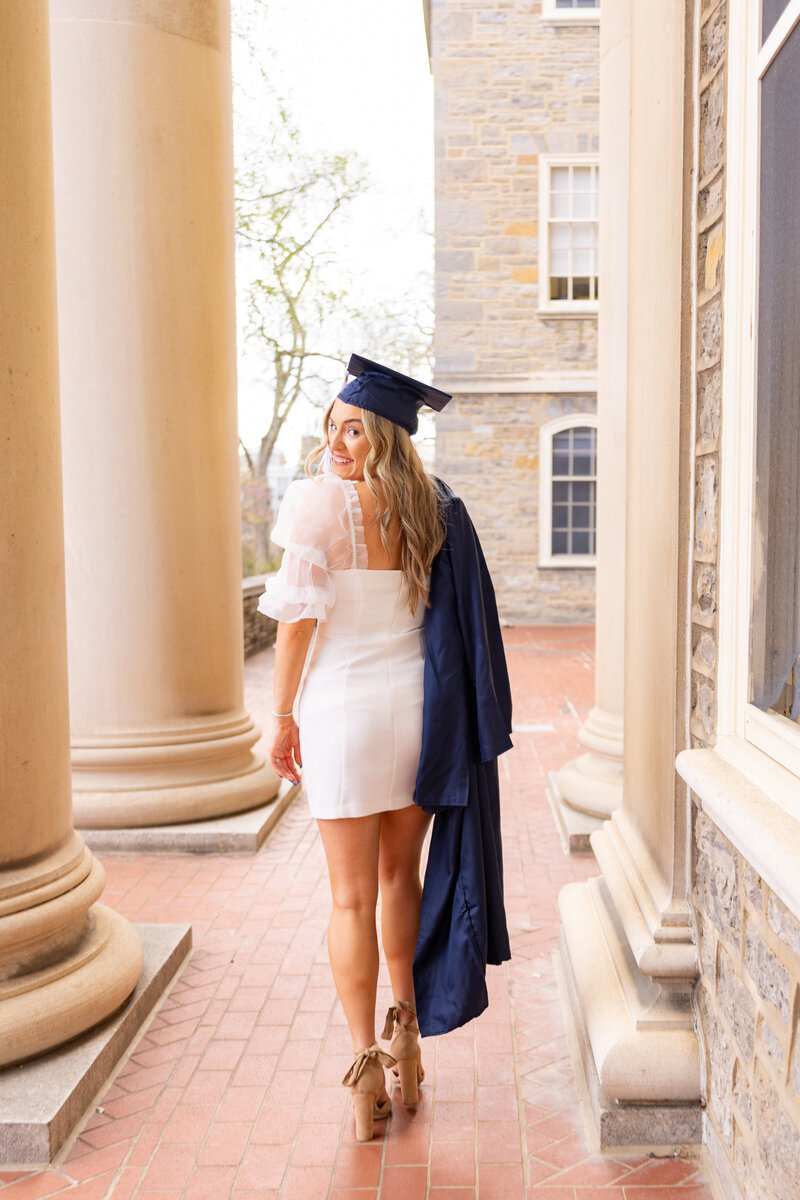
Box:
[327,398,371,481]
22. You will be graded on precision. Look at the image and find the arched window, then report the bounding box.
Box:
[538,414,597,568]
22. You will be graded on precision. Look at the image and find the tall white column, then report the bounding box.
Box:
[0,0,142,1067]
[49,0,279,827]
[558,0,701,1144]
[554,0,629,835]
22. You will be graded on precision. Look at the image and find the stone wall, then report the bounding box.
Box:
[690,0,726,748]
[436,390,596,623]
[243,577,276,658]
[431,0,599,620]
[431,0,599,375]
[693,808,800,1200]
[684,6,800,1197]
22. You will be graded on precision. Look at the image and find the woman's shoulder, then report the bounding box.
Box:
[281,472,350,514]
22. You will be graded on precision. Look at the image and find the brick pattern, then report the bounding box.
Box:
[0,630,714,1198]
[693,808,800,1200]
[689,0,726,747]
[432,0,598,622]
[435,393,596,623]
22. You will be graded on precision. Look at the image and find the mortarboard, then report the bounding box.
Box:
[337,354,452,436]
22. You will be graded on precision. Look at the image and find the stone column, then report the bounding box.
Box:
[0,0,142,1067]
[558,0,702,1144]
[553,0,629,848]
[49,0,279,827]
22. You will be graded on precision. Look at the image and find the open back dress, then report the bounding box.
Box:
[258,472,424,820]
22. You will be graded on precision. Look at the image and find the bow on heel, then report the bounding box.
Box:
[382,1000,425,1106]
[342,1044,396,1141]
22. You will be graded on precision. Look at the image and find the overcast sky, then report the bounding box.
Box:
[233,0,435,459]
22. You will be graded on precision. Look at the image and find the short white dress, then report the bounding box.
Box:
[258,473,424,819]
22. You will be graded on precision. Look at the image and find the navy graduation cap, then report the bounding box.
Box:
[338,354,452,436]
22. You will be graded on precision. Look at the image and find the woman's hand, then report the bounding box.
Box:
[269,718,302,786]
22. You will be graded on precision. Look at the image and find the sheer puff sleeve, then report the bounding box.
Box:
[257,476,354,623]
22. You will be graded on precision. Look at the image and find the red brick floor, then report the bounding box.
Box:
[0,627,714,1199]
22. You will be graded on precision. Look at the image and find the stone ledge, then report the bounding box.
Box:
[677,746,800,920]
[79,779,300,854]
[0,922,191,1166]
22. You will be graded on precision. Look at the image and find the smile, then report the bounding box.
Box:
[332,454,353,464]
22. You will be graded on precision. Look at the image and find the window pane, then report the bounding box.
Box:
[573,193,593,218]
[551,194,570,218]
[551,248,570,275]
[571,531,590,554]
[577,0,600,7]
[552,505,570,529]
[750,22,800,719]
[553,481,569,502]
[550,277,569,301]
[572,277,591,300]
[552,531,569,554]
[572,505,591,528]
[552,451,570,475]
[573,250,592,274]
[573,167,592,191]
[572,481,591,503]
[551,167,570,192]
[762,0,790,43]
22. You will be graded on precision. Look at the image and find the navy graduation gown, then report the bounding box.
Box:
[412,481,513,1037]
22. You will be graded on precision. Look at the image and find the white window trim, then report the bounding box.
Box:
[538,413,597,569]
[540,0,600,24]
[538,154,600,316]
[715,0,800,812]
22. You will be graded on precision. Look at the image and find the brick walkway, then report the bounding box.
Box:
[0,628,714,1199]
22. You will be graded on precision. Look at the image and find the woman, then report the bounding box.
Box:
[258,356,453,1141]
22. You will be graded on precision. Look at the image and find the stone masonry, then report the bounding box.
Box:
[436,391,597,623]
[693,809,800,1200]
[431,0,598,621]
[687,5,800,1198]
[690,0,726,749]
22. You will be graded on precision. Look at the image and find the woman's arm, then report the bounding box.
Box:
[268,618,316,784]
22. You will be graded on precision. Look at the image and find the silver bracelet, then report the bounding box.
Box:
[271,707,294,718]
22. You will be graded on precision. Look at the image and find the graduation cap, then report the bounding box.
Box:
[337,354,452,436]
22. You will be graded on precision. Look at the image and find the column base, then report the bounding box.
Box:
[0,904,143,1070]
[557,706,624,821]
[80,777,300,853]
[558,876,702,1146]
[0,922,190,1165]
[547,770,603,855]
[73,748,281,829]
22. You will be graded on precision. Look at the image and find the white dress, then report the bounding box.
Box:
[257,473,424,819]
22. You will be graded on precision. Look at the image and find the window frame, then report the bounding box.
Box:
[540,0,601,24]
[716,0,800,807]
[538,413,598,569]
[538,155,600,316]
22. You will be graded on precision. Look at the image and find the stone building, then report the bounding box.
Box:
[554,2,800,1198]
[429,0,601,625]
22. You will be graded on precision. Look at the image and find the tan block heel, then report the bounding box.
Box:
[382,1000,425,1108]
[396,1054,421,1106]
[352,1091,377,1142]
[342,1043,396,1143]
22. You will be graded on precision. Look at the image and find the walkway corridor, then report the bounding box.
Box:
[0,629,714,1199]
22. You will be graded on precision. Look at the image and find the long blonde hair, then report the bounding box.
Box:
[306,402,445,614]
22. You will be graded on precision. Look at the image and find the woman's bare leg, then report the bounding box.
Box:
[378,804,432,1008]
[317,814,382,1053]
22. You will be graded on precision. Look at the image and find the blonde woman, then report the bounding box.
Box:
[258,357,452,1140]
[259,356,513,1143]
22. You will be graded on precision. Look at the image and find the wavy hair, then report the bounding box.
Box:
[305,402,445,614]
